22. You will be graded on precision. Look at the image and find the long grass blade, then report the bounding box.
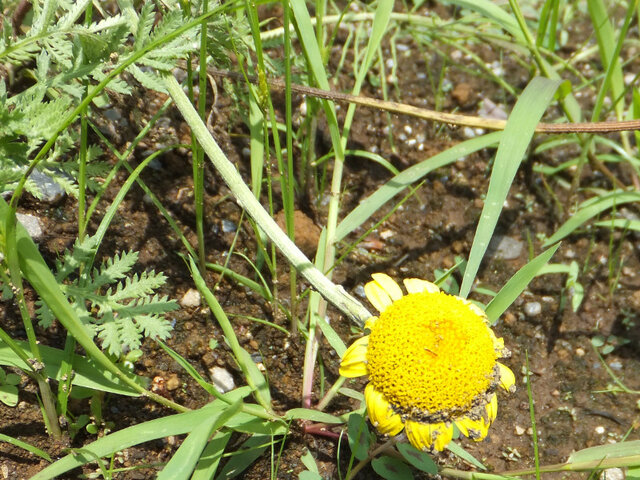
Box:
[485,245,560,324]
[30,400,242,480]
[336,132,502,242]
[460,77,561,297]
[543,191,640,247]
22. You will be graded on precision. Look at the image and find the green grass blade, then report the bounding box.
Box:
[0,433,52,462]
[284,408,342,423]
[191,431,232,480]
[30,400,241,480]
[588,0,629,122]
[189,256,272,410]
[336,132,502,242]
[460,77,562,298]
[156,340,219,397]
[156,400,242,480]
[216,435,273,480]
[568,440,640,464]
[446,441,486,470]
[485,245,560,324]
[444,0,523,41]
[0,340,145,395]
[542,191,640,247]
[594,218,640,232]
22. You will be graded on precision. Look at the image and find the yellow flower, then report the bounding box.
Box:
[340,273,516,452]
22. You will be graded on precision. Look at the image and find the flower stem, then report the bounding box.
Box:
[316,375,346,411]
[345,438,396,480]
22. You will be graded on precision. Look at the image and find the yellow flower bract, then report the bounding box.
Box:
[366,290,497,414]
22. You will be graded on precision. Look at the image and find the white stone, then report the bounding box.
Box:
[490,236,524,260]
[524,302,542,317]
[179,288,201,308]
[29,170,66,202]
[209,367,235,393]
[16,213,44,241]
[600,467,625,480]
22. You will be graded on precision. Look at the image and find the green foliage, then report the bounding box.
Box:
[0,366,21,406]
[35,236,178,357]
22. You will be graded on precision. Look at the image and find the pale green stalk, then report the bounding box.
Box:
[164,73,371,325]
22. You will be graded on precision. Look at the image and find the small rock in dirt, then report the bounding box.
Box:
[209,366,235,393]
[488,235,523,260]
[502,311,516,326]
[249,339,259,350]
[523,302,541,317]
[354,285,366,298]
[451,82,474,107]
[515,425,526,435]
[595,426,606,434]
[609,361,623,370]
[222,219,237,233]
[29,169,66,202]
[179,288,201,308]
[478,98,508,120]
[600,468,625,480]
[575,347,585,357]
[166,374,180,391]
[275,210,321,258]
[251,353,263,363]
[16,213,44,241]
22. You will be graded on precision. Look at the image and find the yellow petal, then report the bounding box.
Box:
[489,329,505,352]
[465,301,488,321]
[455,416,486,440]
[364,281,393,313]
[406,420,452,452]
[403,278,440,294]
[497,362,516,392]
[339,336,369,378]
[486,394,498,423]
[371,273,403,301]
[365,384,404,436]
[364,317,377,332]
[405,420,433,451]
[432,422,453,452]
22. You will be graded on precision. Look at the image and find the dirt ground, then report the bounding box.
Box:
[2,6,640,480]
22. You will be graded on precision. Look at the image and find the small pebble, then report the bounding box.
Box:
[251,353,263,363]
[209,367,235,393]
[515,425,525,435]
[575,347,585,357]
[609,361,623,370]
[489,236,523,260]
[600,467,625,480]
[166,374,180,391]
[524,302,542,317]
[221,219,237,233]
[16,213,44,241]
[29,170,66,202]
[179,288,201,308]
[595,426,606,434]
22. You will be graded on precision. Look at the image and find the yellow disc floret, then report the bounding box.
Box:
[366,290,497,415]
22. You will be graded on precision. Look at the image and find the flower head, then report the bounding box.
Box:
[340,273,515,452]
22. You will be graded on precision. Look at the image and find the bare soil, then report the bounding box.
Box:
[1,7,640,479]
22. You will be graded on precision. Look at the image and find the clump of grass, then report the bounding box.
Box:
[1,0,640,478]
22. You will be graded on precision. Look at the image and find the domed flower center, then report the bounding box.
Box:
[366,291,498,415]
